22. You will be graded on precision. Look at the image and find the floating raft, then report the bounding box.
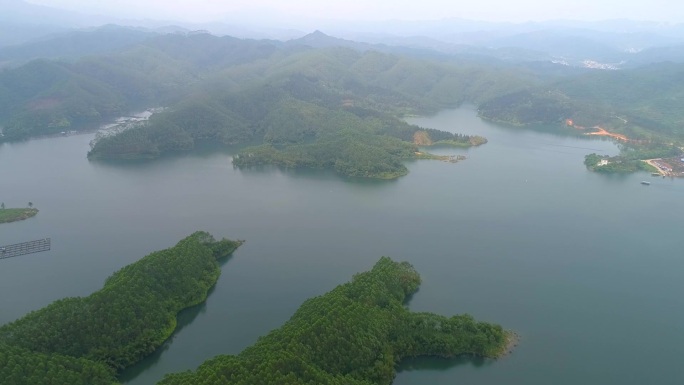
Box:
[0,238,51,260]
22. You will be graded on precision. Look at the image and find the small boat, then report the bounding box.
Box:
[652,173,661,176]
[641,181,651,185]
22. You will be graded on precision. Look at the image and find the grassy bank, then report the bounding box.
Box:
[0,208,38,224]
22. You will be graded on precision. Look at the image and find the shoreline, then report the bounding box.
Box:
[497,330,520,358]
[584,126,630,141]
[642,158,683,177]
[0,108,161,145]
[643,159,666,175]
[567,121,631,142]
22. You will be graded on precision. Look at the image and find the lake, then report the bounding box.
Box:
[1,106,683,385]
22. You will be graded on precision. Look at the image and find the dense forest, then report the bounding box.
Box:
[158,257,511,385]
[0,232,242,384]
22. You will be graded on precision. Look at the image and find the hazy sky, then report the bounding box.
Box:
[26,0,684,24]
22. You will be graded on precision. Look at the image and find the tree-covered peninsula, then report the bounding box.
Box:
[0,232,242,384]
[583,143,682,174]
[85,55,493,178]
[159,257,513,385]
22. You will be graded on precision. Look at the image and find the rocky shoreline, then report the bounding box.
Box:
[498,330,520,357]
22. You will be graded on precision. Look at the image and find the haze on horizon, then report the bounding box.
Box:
[25,0,684,25]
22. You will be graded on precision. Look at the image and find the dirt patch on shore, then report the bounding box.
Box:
[497,331,521,358]
[566,120,631,142]
[584,127,629,141]
[413,131,433,146]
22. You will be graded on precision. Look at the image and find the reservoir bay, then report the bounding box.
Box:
[1,106,683,384]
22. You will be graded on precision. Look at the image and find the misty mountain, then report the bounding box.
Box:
[325,18,684,69]
[246,25,684,68]
[5,0,684,68]
[479,27,684,64]
[284,30,446,61]
[0,0,68,46]
[329,17,684,43]
[485,30,620,57]
[0,23,68,48]
[351,34,553,64]
[287,31,555,66]
[287,30,374,50]
[625,43,684,67]
[0,0,91,26]
[0,0,121,47]
[0,25,159,67]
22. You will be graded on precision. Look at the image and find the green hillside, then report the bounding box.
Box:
[479,62,684,142]
[0,33,282,141]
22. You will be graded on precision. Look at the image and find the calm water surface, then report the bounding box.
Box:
[1,107,683,385]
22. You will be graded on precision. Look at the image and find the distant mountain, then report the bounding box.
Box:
[0,33,288,140]
[438,28,684,69]
[0,0,111,46]
[324,18,684,69]
[285,31,549,65]
[286,30,376,50]
[0,22,68,47]
[283,31,447,62]
[626,43,684,67]
[0,0,88,26]
[485,30,620,57]
[152,25,191,35]
[326,18,684,43]
[0,25,159,67]
[340,33,552,63]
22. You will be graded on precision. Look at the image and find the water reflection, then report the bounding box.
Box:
[119,254,234,382]
[118,296,210,382]
[398,355,495,373]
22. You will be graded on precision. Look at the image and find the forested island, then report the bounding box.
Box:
[0,237,513,385]
[0,231,242,384]
[159,257,513,385]
[0,206,38,223]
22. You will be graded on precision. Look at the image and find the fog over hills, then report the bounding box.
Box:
[4,0,684,57]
